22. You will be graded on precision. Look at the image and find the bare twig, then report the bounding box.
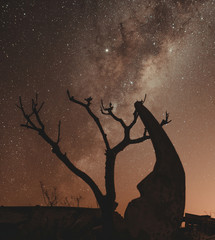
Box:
[37,102,45,113]
[100,100,127,128]
[129,135,150,144]
[141,94,147,104]
[32,98,45,130]
[18,96,39,130]
[128,110,138,129]
[20,124,36,130]
[84,97,93,106]
[160,111,172,126]
[56,120,61,144]
[76,195,83,207]
[129,128,150,144]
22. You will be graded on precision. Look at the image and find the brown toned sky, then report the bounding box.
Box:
[1,0,215,216]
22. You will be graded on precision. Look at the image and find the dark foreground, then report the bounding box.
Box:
[0,206,214,240]
[0,206,126,240]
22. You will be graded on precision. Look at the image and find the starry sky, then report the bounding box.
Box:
[1,0,215,216]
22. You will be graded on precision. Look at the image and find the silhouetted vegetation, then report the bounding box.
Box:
[17,93,172,239]
[40,181,59,207]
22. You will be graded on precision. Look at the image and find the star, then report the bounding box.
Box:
[0,0,215,217]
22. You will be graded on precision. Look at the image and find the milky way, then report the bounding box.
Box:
[1,0,215,215]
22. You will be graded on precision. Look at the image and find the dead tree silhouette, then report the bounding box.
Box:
[40,181,59,207]
[125,100,185,240]
[17,92,171,240]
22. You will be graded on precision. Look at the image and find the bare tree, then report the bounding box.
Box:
[40,181,59,207]
[39,181,83,207]
[17,92,171,239]
[62,196,71,207]
[62,195,84,207]
[73,195,83,207]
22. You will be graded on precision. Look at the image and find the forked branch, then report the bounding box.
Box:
[129,111,172,146]
[129,128,150,144]
[16,96,42,131]
[160,111,172,126]
[67,90,110,150]
[100,100,127,128]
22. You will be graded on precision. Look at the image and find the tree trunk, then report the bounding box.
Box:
[101,204,116,240]
[100,149,117,240]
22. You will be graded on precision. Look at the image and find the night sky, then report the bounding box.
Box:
[1,0,215,216]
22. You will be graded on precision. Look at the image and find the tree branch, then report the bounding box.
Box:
[18,96,39,130]
[160,111,172,126]
[112,111,171,153]
[20,124,37,130]
[141,94,147,104]
[32,98,45,130]
[129,129,150,144]
[67,90,110,150]
[100,100,127,129]
[129,111,171,145]
[128,110,138,129]
[56,120,61,144]
[18,95,105,208]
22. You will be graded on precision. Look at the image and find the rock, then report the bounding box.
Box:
[125,101,185,240]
